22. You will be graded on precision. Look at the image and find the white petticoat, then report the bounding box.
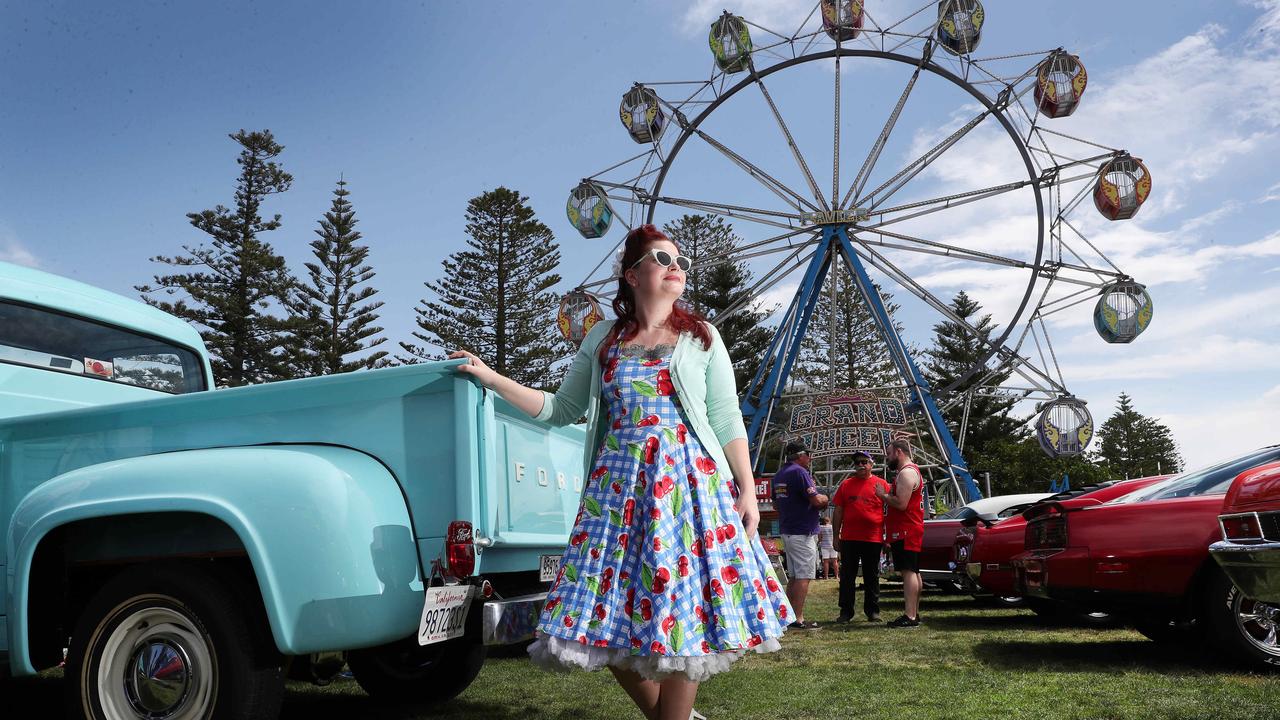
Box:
[527,634,783,683]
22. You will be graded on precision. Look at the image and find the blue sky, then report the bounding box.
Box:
[3,1,1278,469]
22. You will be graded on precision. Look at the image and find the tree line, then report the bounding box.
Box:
[138,129,1182,494]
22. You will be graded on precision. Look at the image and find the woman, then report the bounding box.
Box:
[817,515,838,580]
[449,224,791,720]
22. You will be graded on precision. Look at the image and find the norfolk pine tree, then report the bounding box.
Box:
[1095,392,1184,478]
[400,187,565,389]
[137,130,296,387]
[665,214,773,390]
[293,178,387,375]
[922,291,1026,457]
[795,267,902,392]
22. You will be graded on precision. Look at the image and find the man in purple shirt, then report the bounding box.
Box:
[771,440,828,629]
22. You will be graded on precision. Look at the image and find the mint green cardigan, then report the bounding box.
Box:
[535,319,749,484]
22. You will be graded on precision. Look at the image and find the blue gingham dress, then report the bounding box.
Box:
[529,342,790,681]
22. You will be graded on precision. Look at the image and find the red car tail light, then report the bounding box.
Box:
[1220,513,1264,542]
[953,528,975,563]
[445,520,476,578]
[1025,506,1068,550]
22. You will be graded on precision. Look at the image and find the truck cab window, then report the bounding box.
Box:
[0,301,206,394]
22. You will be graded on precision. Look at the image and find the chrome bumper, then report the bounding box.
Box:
[920,568,955,583]
[481,592,547,646]
[1209,540,1280,604]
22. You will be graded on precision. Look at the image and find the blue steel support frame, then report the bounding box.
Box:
[742,232,833,473]
[739,224,982,502]
[830,225,981,502]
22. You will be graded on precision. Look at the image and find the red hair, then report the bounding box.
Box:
[598,224,712,364]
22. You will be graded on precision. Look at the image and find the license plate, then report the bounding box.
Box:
[418,584,474,646]
[539,554,563,582]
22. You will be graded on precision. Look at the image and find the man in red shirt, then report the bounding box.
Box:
[876,438,925,628]
[831,450,890,623]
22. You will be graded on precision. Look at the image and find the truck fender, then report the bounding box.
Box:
[6,445,424,675]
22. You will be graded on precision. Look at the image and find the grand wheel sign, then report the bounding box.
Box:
[789,392,907,458]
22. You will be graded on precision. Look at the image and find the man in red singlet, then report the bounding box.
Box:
[875,437,924,627]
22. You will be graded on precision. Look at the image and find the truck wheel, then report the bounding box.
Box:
[66,563,283,720]
[992,595,1024,608]
[347,635,486,707]
[1205,569,1280,669]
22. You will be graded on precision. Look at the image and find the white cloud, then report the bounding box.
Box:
[0,229,39,268]
[1161,383,1280,468]
[679,0,817,37]
[752,281,799,323]
[1065,21,1280,219]
[678,0,925,39]
[1063,335,1280,382]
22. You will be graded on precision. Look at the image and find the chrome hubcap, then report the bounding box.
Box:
[128,638,192,715]
[1234,593,1280,656]
[97,603,216,720]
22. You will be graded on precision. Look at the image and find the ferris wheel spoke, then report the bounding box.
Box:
[655,95,822,214]
[841,63,924,210]
[714,241,820,323]
[881,0,937,35]
[698,227,817,267]
[857,105,996,211]
[654,195,804,231]
[859,71,1041,214]
[861,178,1037,230]
[851,226,1032,271]
[694,234,819,273]
[749,67,831,210]
[845,243,1066,393]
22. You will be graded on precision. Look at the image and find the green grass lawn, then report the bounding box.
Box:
[11,581,1278,719]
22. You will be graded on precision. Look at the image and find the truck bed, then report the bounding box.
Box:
[0,360,586,579]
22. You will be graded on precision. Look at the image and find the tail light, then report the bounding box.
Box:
[1219,512,1278,543]
[953,527,975,563]
[1025,506,1068,550]
[445,521,476,578]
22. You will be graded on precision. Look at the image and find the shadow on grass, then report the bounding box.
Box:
[973,638,1220,673]
[808,620,889,634]
[3,672,539,720]
[922,612,1044,632]
[0,674,63,708]
[279,687,542,720]
[921,597,1001,612]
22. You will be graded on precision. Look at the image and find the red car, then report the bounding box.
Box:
[1209,461,1280,669]
[918,493,1050,592]
[954,476,1165,608]
[1211,461,1280,603]
[1012,446,1280,668]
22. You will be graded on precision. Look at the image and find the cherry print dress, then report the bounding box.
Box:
[528,342,791,681]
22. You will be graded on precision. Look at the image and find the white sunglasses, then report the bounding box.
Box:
[630,248,693,273]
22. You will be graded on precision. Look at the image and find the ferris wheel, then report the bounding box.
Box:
[557,0,1155,505]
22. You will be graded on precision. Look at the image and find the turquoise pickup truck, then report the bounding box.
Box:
[0,260,584,718]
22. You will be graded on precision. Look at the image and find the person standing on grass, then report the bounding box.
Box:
[771,439,828,629]
[450,224,792,720]
[876,438,925,628]
[831,450,890,623]
[817,515,837,580]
